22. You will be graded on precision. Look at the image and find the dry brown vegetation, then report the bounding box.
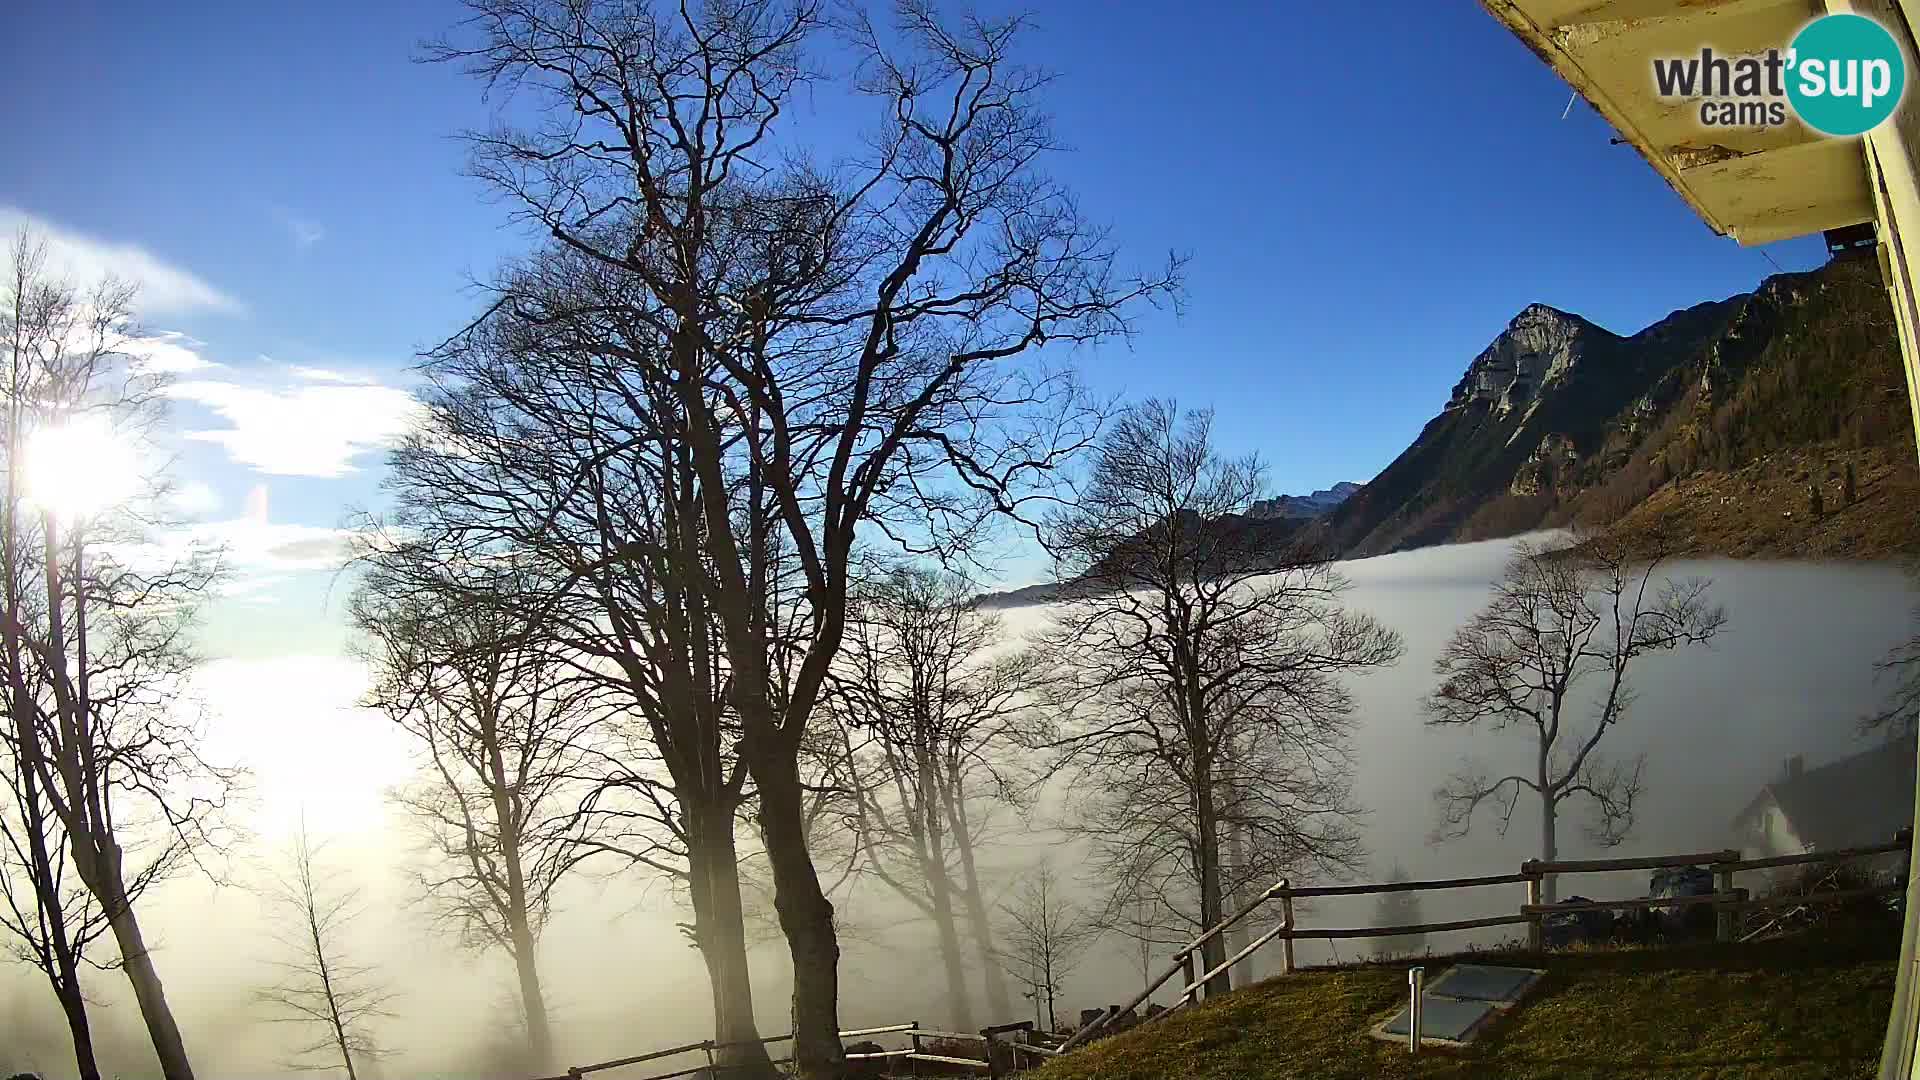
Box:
[1611,444,1920,561]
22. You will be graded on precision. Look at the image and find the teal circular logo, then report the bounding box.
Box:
[1788,14,1906,136]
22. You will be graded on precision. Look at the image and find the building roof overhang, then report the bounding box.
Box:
[1481,0,1875,245]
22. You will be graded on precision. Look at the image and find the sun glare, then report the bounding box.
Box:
[24,413,142,524]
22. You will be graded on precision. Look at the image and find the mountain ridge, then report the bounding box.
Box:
[1309,255,1915,560]
[979,256,1916,610]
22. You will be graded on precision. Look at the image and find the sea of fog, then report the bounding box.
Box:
[3,536,1914,1077]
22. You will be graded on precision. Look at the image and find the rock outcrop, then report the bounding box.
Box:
[1304,256,1911,559]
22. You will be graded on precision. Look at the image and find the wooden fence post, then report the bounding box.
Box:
[909,1019,921,1076]
[1180,952,1198,1004]
[1522,861,1543,952]
[1715,856,1736,943]
[1280,886,1296,975]
[982,1028,1003,1080]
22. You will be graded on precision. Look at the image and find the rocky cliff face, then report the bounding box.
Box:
[1308,255,1914,560]
[1509,433,1580,497]
[1446,304,1601,420]
[1306,293,1713,556]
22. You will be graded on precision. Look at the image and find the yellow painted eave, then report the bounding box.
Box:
[1481,0,1874,245]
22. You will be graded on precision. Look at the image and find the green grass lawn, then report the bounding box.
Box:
[1032,930,1898,1080]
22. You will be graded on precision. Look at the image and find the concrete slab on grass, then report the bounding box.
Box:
[1380,996,1495,1041]
[1427,963,1543,1003]
[1368,963,1546,1049]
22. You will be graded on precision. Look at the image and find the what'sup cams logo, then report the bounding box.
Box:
[1652,13,1907,137]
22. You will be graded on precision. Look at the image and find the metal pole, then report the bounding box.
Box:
[1408,966,1425,1055]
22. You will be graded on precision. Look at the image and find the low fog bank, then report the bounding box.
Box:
[1005,537,1917,996]
[5,537,1914,1077]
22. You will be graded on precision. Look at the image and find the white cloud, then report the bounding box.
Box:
[126,330,221,374]
[0,206,242,317]
[167,480,222,517]
[164,379,423,478]
[289,365,375,384]
[109,491,352,600]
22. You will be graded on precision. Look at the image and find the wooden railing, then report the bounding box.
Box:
[1060,829,1912,1050]
[534,1018,1062,1080]
[538,830,1912,1076]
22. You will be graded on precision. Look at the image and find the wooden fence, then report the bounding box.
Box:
[534,1018,1062,1080]
[534,830,1910,1076]
[1061,829,1912,1050]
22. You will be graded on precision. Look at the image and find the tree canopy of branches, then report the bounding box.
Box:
[995,865,1098,1033]
[0,231,234,1080]
[1425,529,1726,902]
[1032,400,1402,995]
[351,564,597,1073]
[837,564,1035,1028]
[419,2,1178,1071]
[255,824,394,1079]
[362,240,790,1074]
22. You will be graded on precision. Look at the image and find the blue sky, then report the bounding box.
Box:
[0,0,1829,623]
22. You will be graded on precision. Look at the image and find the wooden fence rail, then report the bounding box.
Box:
[1287,871,1533,898]
[1061,829,1911,1052]
[541,830,1912,1078]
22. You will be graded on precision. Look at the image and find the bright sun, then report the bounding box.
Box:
[24,413,143,524]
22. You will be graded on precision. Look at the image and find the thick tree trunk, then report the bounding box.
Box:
[1540,789,1559,906]
[507,912,553,1070]
[56,970,102,1080]
[688,804,776,1079]
[925,867,974,1030]
[1536,749,1551,907]
[99,870,194,1080]
[1224,821,1256,985]
[919,763,974,1031]
[948,787,1013,1023]
[749,748,843,1080]
[485,739,554,1071]
[1195,765,1229,996]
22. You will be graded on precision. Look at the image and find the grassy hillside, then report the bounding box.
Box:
[1033,930,1896,1080]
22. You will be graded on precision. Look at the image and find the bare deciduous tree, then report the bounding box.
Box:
[0,698,113,1080]
[1425,530,1727,901]
[995,865,1098,1034]
[837,564,1033,1028]
[1034,400,1402,995]
[256,824,394,1078]
[370,258,785,1076]
[0,230,234,1080]
[421,2,1177,1070]
[351,565,595,1073]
